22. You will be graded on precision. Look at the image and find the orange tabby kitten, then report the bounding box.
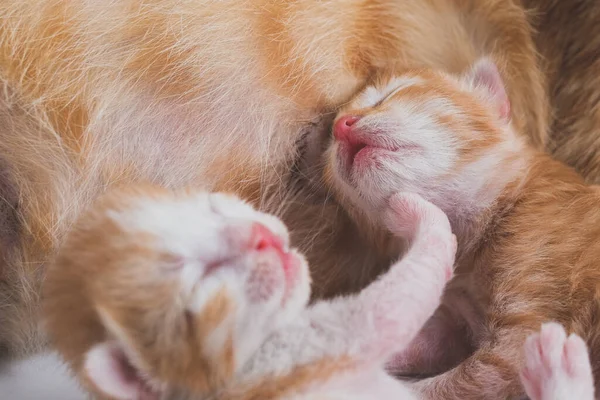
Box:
[0,0,547,360]
[43,184,594,400]
[43,184,457,399]
[324,59,600,399]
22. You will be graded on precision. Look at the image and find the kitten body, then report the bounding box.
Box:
[325,60,600,399]
[43,185,456,400]
[42,185,595,400]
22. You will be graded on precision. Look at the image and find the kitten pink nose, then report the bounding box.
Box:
[333,115,361,141]
[251,223,284,252]
[250,223,293,273]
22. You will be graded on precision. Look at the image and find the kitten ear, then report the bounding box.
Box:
[85,308,159,400]
[84,341,157,400]
[464,58,511,122]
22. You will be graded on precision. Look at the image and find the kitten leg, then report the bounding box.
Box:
[388,279,483,378]
[520,322,595,400]
[241,192,455,395]
[303,193,456,362]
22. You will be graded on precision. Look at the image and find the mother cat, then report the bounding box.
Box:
[0,0,563,365]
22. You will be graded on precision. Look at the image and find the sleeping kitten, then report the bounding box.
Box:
[43,184,456,399]
[324,58,600,399]
[0,0,549,363]
[42,185,595,400]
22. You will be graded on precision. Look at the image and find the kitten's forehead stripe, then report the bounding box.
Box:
[357,76,424,109]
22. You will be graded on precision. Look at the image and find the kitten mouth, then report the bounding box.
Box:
[253,229,299,304]
[337,137,375,169]
[336,128,416,168]
[339,140,410,170]
[348,141,369,165]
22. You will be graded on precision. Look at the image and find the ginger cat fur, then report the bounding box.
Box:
[521,0,600,184]
[324,59,600,399]
[0,0,549,359]
[43,185,457,399]
[43,184,595,400]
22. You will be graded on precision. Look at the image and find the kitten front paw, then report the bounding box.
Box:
[44,185,311,399]
[520,322,595,400]
[384,192,456,280]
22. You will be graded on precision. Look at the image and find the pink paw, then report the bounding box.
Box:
[385,193,451,237]
[521,322,595,400]
[385,192,456,280]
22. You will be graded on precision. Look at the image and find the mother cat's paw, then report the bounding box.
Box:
[43,185,310,399]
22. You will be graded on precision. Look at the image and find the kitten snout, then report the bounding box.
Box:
[246,222,298,290]
[224,222,288,257]
[332,113,368,170]
[332,113,406,175]
[218,220,301,305]
[332,114,361,142]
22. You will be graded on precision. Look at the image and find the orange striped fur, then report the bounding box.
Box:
[324,62,600,398]
[0,0,550,362]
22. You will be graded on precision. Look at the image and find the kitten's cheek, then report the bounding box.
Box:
[280,251,311,311]
[244,250,304,305]
[325,146,346,180]
[281,253,303,299]
[244,252,286,303]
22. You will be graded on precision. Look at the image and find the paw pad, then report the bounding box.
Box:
[521,322,595,400]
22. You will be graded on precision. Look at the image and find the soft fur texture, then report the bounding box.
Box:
[522,0,600,184]
[43,185,597,400]
[0,0,550,360]
[3,2,600,397]
[43,184,456,399]
[323,60,600,399]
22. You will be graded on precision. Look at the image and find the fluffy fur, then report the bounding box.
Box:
[324,60,600,398]
[0,0,549,359]
[43,185,597,400]
[522,0,600,184]
[43,184,456,399]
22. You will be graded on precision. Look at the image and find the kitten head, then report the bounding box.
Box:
[325,58,526,224]
[43,184,310,399]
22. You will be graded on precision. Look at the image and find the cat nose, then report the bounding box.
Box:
[333,115,361,141]
[250,223,284,252]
